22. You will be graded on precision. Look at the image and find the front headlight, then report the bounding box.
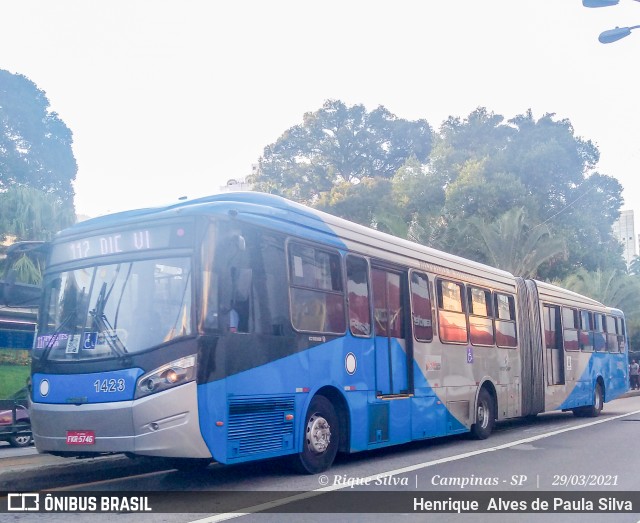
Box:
[135,355,196,399]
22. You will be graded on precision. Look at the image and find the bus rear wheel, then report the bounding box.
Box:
[292,396,339,474]
[470,389,495,440]
[573,382,603,418]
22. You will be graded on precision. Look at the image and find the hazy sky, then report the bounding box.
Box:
[2,1,640,223]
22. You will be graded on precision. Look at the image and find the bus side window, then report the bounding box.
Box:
[593,313,606,351]
[288,243,346,334]
[410,271,432,342]
[436,279,467,344]
[605,315,615,352]
[562,307,579,351]
[614,316,626,352]
[494,293,517,348]
[543,304,564,385]
[468,286,494,346]
[579,310,594,352]
[229,267,252,333]
[346,255,371,337]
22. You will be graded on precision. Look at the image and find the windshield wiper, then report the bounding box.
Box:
[89,282,128,357]
[41,311,78,361]
[41,286,86,361]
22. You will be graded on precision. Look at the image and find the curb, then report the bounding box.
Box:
[0,454,172,491]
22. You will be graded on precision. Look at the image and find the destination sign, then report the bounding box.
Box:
[49,223,193,265]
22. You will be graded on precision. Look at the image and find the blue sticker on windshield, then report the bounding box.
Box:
[82,332,98,349]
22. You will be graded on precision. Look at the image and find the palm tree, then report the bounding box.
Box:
[629,255,640,276]
[0,186,75,242]
[560,268,640,315]
[469,207,565,278]
[0,186,74,287]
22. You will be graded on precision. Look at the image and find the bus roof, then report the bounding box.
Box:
[54,192,623,311]
[60,192,516,282]
[533,280,606,309]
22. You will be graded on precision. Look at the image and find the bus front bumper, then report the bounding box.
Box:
[30,381,212,458]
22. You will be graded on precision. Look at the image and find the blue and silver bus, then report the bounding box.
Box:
[29,192,629,473]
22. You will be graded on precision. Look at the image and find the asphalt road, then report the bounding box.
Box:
[2,392,640,523]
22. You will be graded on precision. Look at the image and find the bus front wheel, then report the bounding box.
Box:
[471,389,495,440]
[292,395,339,474]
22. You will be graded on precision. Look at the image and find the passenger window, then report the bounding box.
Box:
[563,307,579,351]
[543,304,564,385]
[288,243,346,333]
[410,272,433,342]
[619,317,627,352]
[579,310,594,352]
[593,314,606,351]
[494,293,517,348]
[468,286,494,346]
[606,315,618,352]
[372,269,404,339]
[437,279,467,344]
[346,255,371,337]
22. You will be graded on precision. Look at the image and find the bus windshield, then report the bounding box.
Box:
[35,257,192,361]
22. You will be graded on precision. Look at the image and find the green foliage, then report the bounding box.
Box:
[430,107,623,279]
[0,357,30,399]
[468,207,566,278]
[9,253,42,285]
[0,70,77,203]
[0,70,77,276]
[256,100,432,203]
[560,268,640,315]
[0,185,75,243]
[314,155,446,243]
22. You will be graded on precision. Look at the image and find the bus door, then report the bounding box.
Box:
[372,267,410,396]
[543,304,565,386]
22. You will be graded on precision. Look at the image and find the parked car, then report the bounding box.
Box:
[0,387,32,447]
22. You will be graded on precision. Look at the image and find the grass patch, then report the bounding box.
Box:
[0,350,31,398]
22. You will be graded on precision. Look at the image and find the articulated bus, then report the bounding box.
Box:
[29,192,629,473]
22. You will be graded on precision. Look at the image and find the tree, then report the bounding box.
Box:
[629,255,640,276]
[0,70,77,204]
[560,268,640,314]
[0,185,75,242]
[429,107,623,279]
[314,155,446,242]
[0,71,78,285]
[467,207,565,278]
[255,100,432,204]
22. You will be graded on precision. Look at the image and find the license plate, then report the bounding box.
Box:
[66,430,95,445]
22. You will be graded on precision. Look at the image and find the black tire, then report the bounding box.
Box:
[9,422,33,448]
[292,396,339,474]
[470,389,495,440]
[574,382,603,418]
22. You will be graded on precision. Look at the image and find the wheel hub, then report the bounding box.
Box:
[478,403,488,428]
[306,413,331,454]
